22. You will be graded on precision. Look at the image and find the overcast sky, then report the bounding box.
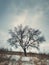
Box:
[0,0,49,53]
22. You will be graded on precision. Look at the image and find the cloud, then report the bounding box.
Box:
[25,10,44,28]
[0,30,11,48]
[0,0,49,53]
[40,43,49,54]
[0,30,10,41]
[9,7,44,29]
[9,10,28,28]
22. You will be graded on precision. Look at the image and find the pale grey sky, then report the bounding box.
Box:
[0,0,49,53]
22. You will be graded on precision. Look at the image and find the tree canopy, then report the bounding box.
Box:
[8,24,45,56]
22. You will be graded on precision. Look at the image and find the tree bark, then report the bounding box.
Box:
[24,48,27,56]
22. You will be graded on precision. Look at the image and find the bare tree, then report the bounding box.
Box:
[8,24,45,56]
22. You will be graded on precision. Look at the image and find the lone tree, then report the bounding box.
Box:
[8,24,45,56]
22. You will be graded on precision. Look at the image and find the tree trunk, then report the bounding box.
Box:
[24,48,27,56]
